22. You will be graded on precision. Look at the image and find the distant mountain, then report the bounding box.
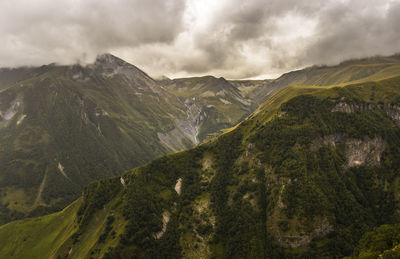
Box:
[3,55,400,258]
[0,54,290,224]
[0,54,206,223]
[229,79,276,108]
[162,76,256,141]
[271,54,400,87]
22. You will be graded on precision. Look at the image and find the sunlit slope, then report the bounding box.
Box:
[0,199,81,259]
[272,54,400,87]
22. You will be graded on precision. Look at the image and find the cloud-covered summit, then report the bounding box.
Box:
[1,0,400,79]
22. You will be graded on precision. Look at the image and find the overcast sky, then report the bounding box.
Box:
[1,0,400,79]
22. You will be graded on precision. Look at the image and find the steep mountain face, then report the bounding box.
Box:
[161,76,251,141]
[3,70,400,258]
[229,79,280,108]
[0,55,283,224]
[3,54,400,226]
[161,76,279,141]
[0,54,200,224]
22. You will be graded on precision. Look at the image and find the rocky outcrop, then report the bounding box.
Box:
[175,98,204,145]
[274,217,333,248]
[0,97,21,123]
[57,162,71,181]
[157,129,189,153]
[345,137,386,168]
[332,101,400,127]
[154,211,170,239]
[158,98,204,152]
[312,134,386,168]
[16,114,26,125]
[175,178,182,195]
[331,102,377,114]
[385,104,400,127]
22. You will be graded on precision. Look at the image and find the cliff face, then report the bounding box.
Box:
[332,101,400,126]
[312,134,386,169]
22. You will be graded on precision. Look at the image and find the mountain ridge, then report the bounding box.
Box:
[2,55,400,257]
[0,53,275,224]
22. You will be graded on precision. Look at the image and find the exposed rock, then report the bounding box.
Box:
[95,53,161,94]
[175,118,199,145]
[176,99,204,144]
[200,91,215,97]
[310,134,346,149]
[16,114,26,125]
[345,137,386,168]
[219,98,232,105]
[95,108,108,117]
[158,98,204,152]
[154,211,170,239]
[0,97,21,121]
[312,134,386,168]
[331,102,361,114]
[174,178,182,195]
[332,101,400,127]
[57,162,71,181]
[274,217,333,248]
[331,101,382,114]
[157,129,189,153]
[245,143,255,157]
[385,104,400,127]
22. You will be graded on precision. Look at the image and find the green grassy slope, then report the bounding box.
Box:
[0,66,45,90]
[272,54,400,88]
[0,199,81,259]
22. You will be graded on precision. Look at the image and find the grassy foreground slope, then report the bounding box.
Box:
[0,199,81,259]
[2,71,400,258]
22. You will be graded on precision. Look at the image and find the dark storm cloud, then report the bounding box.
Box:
[0,0,186,66]
[177,0,400,78]
[0,0,399,78]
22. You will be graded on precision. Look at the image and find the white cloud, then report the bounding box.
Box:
[0,0,399,79]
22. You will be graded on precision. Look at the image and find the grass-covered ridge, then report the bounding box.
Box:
[0,198,81,259]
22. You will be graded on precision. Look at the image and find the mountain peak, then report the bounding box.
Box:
[95,53,127,66]
[93,53,154,81]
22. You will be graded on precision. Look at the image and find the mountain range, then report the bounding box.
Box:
[1,54,400,258]
[0,54,277,224]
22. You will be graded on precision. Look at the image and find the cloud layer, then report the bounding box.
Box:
[1,0,400,79]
